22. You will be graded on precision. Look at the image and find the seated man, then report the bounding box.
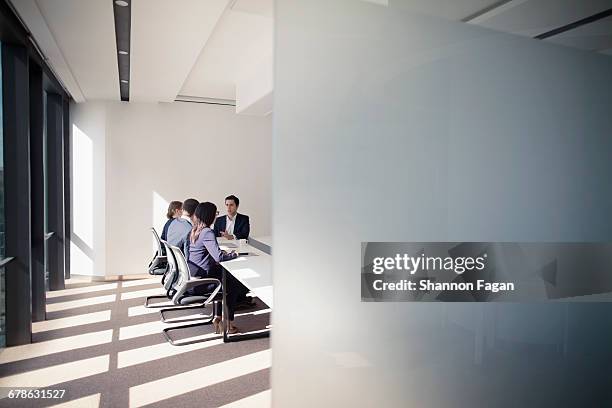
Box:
[166,198,199,256]
[214,195,250,240]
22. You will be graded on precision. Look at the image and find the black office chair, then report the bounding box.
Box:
[148,227,168,276]
[161,244,222,345]
[144,239,181,308]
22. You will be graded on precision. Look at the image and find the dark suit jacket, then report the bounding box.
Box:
[214,213,250,240]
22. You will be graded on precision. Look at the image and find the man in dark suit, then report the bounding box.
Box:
[214,195,250,240]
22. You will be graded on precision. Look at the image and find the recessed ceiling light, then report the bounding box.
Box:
[121,80,128,83]
[115,1,128,6]
[118,50,128,55]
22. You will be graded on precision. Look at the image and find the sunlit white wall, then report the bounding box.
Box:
[152,191,169,252]
[71,101,271,277]
[70,102,107,277]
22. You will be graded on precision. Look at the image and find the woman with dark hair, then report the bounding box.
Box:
[187,202,246,334]
[161,201,183,241]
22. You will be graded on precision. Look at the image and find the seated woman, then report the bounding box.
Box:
[161,200,183,241]
[187,202,247,334]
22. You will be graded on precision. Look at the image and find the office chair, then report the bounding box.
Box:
[148,227,168,276]
[145,239,221,314]
[144,238,181,308]
[161,244,222,345]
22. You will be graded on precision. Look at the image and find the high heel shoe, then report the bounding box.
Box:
[217,321,239,334]
[212,317,222,334]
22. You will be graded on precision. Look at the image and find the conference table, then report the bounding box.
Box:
[252,236,272,247]
[218,236,272,342]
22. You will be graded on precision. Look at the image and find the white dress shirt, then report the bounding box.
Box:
[225,214,235,236]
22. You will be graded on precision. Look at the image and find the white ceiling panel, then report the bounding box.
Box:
[470,0,612,37]
[35,0,119,101]
[231,0,273,17]
[130,0,229,102]
[389,0,504,21]
[179,8,273,101]
[545,15,612,52]
[10,0,85,102]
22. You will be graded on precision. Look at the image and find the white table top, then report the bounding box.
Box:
[219,238,273,308]
[250,235,272,247]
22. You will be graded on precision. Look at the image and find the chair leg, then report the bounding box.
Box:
[159,303,211,323]
[145,291,190,309]
[144,295,172,308]
[162,318,218,346]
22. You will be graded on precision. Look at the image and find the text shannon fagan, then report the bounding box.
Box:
[372,253,487,275]
[372,279,514,293]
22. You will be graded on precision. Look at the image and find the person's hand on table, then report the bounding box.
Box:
[221,231,235,240]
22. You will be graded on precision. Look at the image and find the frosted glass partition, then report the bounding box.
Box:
[0,42,4,348]
[272,1,612,407]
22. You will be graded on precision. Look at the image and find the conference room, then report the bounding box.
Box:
[1,0,612,407]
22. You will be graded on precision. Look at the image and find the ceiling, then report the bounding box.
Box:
[179,2,273,101]
[8,0,611,109]
[10,0,273,106]
[386,0,612,54]
[129,0,228,102]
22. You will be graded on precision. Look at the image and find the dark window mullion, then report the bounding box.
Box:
[2,43,32,345]
[29,61,45,321]
[45,93,65,291]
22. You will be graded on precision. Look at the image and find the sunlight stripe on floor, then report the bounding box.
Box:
[121,278,161,288]
[0,355,109,388]
[46,283,118,299]
[219,390,271,408]
[120,288,163,300]
[119,320,166,340]
[127,305,163,317]
[48,393,101,408]
[32,310,111,333]
[117,338,224,368]
[46,295,117,313]
[0,330,113,364]
[129,350,271,408]
[239,308,271,316]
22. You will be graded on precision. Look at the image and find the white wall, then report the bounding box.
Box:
[273,1,612,407]
[71,102,107,277]
[71,101,271,277]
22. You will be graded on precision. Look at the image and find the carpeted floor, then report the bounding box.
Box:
[0,276,271,408]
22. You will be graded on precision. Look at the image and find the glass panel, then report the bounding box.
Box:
[273,1,612,406]
[0,41,6,348]
[44,91,49,290]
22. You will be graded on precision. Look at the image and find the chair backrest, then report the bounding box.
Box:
[169,244,191,289]
[151,227,165,256]
[174,245,192,280]
[161,240,179,291]
[169,244,222,305]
